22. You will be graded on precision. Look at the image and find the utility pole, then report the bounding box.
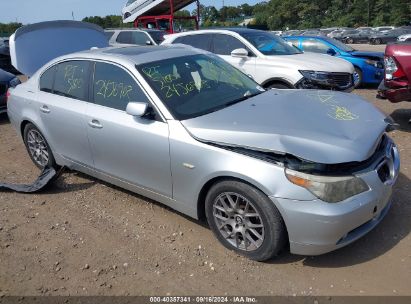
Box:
[222,0,224,7]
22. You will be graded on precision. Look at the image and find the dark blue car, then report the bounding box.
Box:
[283,36,384,86]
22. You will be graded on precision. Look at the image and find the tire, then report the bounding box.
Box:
[205,180,286,261]
[354,67,363,88]
[374,38,382,45]
[267,83,290,90]
[23,123,56,169]
[346,38,354,44]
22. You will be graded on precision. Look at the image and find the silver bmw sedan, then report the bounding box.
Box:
[7,42,399,261]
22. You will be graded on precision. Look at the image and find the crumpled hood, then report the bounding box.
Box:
[263,52,354,73]
[350,51,384,60]
[182,90,388,164]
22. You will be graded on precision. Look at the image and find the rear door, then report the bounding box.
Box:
[211,33,256,76]
[36,60,94,167]
[85,61,172,197]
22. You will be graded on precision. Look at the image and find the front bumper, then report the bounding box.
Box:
[271,140,400,256]
[295,73,355,92]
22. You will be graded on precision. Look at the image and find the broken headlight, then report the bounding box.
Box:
[299,70,330,85]
[285,169,369,203]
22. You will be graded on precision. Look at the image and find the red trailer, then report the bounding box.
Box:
[123,0,200,34]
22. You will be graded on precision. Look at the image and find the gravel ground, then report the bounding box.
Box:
[1,45,410,297]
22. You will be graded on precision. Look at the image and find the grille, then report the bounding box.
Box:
[330,73,352,88]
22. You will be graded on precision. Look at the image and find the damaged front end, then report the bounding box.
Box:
[295,70,355,92]
[209,133,399,203]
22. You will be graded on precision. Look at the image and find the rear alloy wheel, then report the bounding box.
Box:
[205,180,286,261]
[374,38,382,45]
[346,38,354,44]
[23,123,56,169]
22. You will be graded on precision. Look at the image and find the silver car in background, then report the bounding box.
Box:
[7,21,399,261]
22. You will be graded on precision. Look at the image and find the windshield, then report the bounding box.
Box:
[325,37,354,52]
[137,54,264,120]
[241,32,302,55]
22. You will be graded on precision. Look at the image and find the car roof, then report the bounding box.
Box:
[105,28,163,33]
[58,44,206,66]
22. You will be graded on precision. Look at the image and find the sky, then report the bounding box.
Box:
[0,0,262,24]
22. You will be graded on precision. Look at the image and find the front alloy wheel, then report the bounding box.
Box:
[212,192,265,251]
[205,180,286,261]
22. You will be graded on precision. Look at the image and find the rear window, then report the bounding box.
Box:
[39,66,56,93]
[105,31,115,40]
[53,61,90,100]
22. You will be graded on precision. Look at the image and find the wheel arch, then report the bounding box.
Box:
[261,78,295,89]
[197,175,271,222]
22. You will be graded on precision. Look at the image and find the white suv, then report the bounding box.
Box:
[162,28,356,91]
[105,28,165,47]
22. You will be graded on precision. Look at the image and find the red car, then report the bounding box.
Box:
[378,42,411,102]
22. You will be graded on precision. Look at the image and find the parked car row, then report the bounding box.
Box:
[7,21,400,261]
[281,26,411,45]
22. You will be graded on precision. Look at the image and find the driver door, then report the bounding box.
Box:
[85,61,172,198]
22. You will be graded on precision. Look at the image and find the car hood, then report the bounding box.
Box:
[263,52,354,73]
[182,90,387,164]
[10,20,109,77]
[350,51,384,59]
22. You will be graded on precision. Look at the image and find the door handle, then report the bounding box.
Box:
[88,119,103,129]
[40,105,50,113]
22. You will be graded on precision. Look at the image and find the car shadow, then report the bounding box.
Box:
[41,170,96,194]
[389,109,411,132]
[269,172,411,267]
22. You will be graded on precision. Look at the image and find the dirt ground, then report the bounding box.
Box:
[1,45,410,297]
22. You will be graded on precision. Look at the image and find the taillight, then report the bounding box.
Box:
[384,56,405,80]
[6,89,11,103]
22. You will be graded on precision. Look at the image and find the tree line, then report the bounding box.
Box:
[0,0,409,36]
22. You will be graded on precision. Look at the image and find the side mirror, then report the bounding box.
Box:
[327,48,337,56]
[126,102,148,117]
[146,40,153,45]
[231,48,249,58]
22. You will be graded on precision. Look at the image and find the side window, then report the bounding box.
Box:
[131,32,149,45]
[181,34,212,51]
[301,39,330,54]
[212,34,248,55]
[173,36,185,44]
[53,61,89,100]
[39,66,56,93]
[93,62,149,111]
[116,31,132,44]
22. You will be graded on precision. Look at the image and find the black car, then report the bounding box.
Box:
[0,38,19,74]
[0,68,20,114]
[370,27,411,44]
[342,29,376,44]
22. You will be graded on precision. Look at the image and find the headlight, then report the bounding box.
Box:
[365,59,382,68]
[285,169,369,203]
[299,70,330,84]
